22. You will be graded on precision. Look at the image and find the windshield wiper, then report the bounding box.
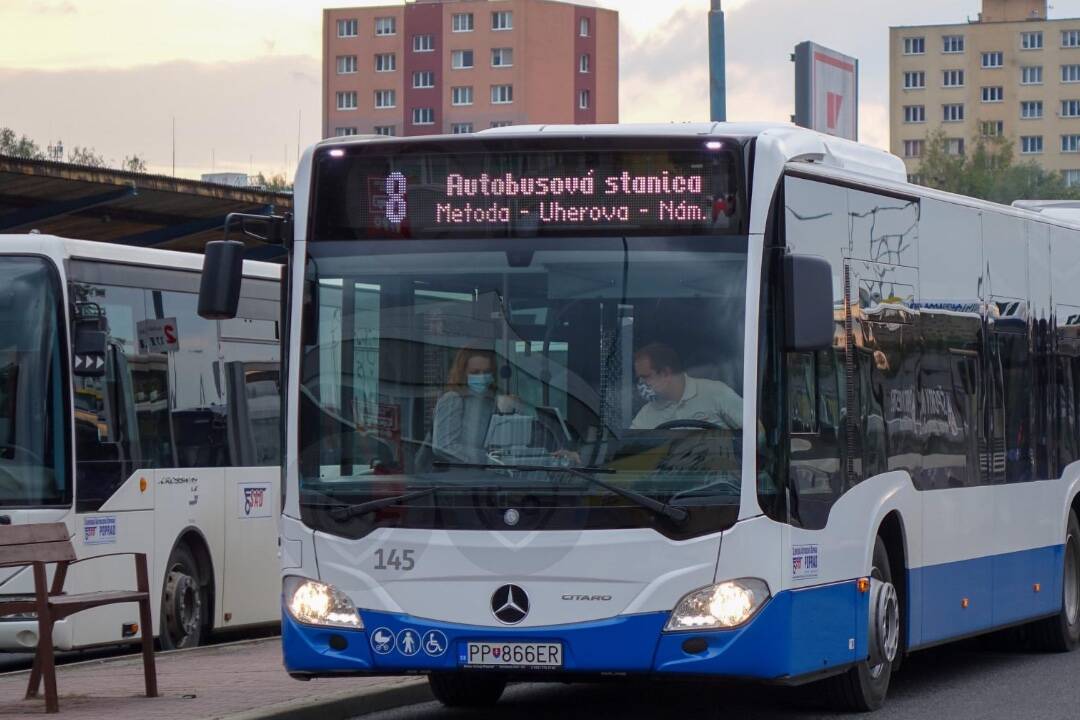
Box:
[433,461,689,525]
[319,484,494,522]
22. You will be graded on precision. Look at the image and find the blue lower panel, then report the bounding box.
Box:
[911,544,1063,647]
[283,579,866,681]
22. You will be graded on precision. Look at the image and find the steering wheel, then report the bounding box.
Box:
[654,419,724,431]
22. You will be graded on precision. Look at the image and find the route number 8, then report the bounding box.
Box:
[386,171,407,223]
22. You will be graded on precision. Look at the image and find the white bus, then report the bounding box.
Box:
[0,235,282,651]
[200,124,1080,711]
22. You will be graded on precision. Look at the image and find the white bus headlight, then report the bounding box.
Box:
[284,576,363,629]
[665,579,770,631]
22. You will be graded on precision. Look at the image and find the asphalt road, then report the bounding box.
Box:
[361,639,1080,720]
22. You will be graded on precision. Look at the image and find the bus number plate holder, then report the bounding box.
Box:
[459,642,563,669]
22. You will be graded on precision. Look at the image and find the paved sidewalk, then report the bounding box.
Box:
[0,638,430,719]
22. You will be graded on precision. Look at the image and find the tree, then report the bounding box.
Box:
[67,146,108,168]
[253,171,293,192]
[916,128,1080,204]
[0,127,45,160]
[123,155,148,173]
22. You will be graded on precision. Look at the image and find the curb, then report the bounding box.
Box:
[220,679,433,720]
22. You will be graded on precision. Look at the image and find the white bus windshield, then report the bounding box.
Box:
[0,257,69,507]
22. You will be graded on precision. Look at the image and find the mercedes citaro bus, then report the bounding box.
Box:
[199,124,1080,711]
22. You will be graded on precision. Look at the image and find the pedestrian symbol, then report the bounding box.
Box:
[422,630,448,657]
[370,627,394,655]
[397,628,420,656]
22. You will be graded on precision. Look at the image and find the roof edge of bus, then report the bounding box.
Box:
[0,234,280,278]
[313,123,909,185]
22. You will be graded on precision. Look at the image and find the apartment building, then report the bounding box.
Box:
[323,0,618,138]
[890,0,1080,185]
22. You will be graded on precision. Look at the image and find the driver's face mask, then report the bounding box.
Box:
[637,379,658,403]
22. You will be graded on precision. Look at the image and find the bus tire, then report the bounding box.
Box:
[1032,510,1080,652]
[160,544,207,650]
[427,672,507,707]
[821,536,898,712]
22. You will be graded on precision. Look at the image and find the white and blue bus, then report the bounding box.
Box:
[200,124,1080,710]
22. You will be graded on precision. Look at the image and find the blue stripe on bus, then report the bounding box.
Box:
[908,543,1063,647]
[282,544,1066,680]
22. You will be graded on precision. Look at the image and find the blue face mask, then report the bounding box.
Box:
[467,372,493,394]
[637,379,658,403]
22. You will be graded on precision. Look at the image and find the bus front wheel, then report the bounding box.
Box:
[428,672,507,707]
[1032,510,1080,652]
[821,536,899,711]
[160,544,207,650]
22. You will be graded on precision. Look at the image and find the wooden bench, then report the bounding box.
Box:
[0,523,157,713]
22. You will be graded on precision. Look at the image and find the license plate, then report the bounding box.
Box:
[460,641,563,669]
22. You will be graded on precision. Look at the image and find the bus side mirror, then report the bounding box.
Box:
[783,254,834,352]
[73,323,107,378]
[199,240,245,320]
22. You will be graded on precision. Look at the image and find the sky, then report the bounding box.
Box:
[4,0,1080,179]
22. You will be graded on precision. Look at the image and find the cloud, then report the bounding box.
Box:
[0,56,322,178]
[28,1,76,14]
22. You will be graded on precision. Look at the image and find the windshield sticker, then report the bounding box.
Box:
[792,544,819,580]
[84,516,117,545]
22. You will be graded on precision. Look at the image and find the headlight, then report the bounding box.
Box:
[664,578,770,631]
[283,576,363,629]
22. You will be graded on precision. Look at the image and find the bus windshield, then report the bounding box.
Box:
[299,237,748,537]
[0,257,69,507]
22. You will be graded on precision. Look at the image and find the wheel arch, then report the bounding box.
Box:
[875,510,909,661]
[162,526,217,634]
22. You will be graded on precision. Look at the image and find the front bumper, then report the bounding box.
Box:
[283,579,868,681]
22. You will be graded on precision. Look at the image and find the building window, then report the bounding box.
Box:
[1022,135,1044,154]
[375,53,396,72]
[336,91,357,110]
[452,50,474,69]
[334,127,358,137]
[412,108,435,126]
[946,138,965,155]
[1062,134,1080,152]
[1022,100,1045,118]
[904,37,925,55]
[375,17,396,36]
[943,35,965,53]
[1065,169,1080,186]
[451,86,473,106]
[451,123,474,134]
[580,54,590,73]
[336,55,357,74]
[943,103,965,122]
[580,17,591,37]
[908,174,924,185]
[1022,31,1044,50]
[491,84,514,104]
[903,105,925,123]
[1064,100,1080,117]
[452,13,474,32]
[1064,30,1080,48]
[982,51,1004,68]
[491,121,513,128]
[492,11,513,31]
[337,19,358,38]
[1065,64,1080,83]
[374,125,396,137]
[1022,65,1043,84]
[980,120,1004,136]
[903,139,924,158]
[491,47,514,67]
[578,89,591,109]
[981,86,1004,103]
[942,69,964,87]
[375,90,396,109]
[904,71,926,89]
[413,71,435,89]
[413,34,434,52]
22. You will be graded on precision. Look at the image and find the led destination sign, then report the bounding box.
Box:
[312,145,743,239]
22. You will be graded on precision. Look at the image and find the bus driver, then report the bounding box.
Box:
[631,343,743,430]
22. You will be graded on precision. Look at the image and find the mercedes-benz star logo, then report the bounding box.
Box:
[491,584,529,625]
